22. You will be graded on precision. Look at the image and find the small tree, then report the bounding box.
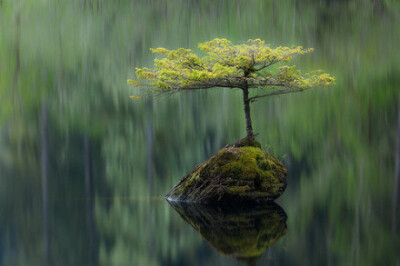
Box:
[129,38,334,139]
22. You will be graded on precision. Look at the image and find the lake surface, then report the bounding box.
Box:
[1,1,399,265]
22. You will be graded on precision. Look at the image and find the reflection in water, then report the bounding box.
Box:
[169,202,287,265]
[41,100,49,265]
[393,93,400,234]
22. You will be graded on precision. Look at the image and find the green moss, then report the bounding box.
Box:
[165,139,287,203]
[227,185,251,194]
[232,137,262,148]
[188,168,201,183]
[215,147,272,181]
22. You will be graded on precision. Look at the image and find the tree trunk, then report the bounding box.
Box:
[84,133,95,266]
[41,99,49,266]
[242,88,254,138]
[392,92,400,233]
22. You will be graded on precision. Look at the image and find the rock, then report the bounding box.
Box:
[168,201,287,264]
[165,138,287,203]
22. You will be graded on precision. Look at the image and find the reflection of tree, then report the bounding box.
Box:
[11,5,21,120]
[41,100,49,265]
[169,202,287,265]
[84,133,96,266]
[393,93,400,234]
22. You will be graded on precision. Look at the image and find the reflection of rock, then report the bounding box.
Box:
[168,201,287,265]
[165,138,287,204]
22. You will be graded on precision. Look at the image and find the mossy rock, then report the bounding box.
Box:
[165,137,287,203]
[168,201,287,265]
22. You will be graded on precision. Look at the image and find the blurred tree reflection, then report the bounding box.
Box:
[169,202,287,266]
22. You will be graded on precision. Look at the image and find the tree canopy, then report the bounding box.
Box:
[129,38,334,100]
[129,38,334,138]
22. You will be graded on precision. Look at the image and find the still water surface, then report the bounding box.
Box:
[0,1,399,265]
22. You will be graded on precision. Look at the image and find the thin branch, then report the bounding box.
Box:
[254,61,275,71]
[253,50,308,72]
[154,81,244,91]
[247,88,305,102]
[247,79,286,88]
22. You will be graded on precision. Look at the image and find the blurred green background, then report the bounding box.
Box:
[0,0,399,265]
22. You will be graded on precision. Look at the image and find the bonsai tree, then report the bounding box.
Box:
[130,38,334,203]
[129,38,334,139]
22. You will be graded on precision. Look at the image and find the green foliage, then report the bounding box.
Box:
[131,38,334,98]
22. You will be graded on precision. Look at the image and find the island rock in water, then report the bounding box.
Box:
[165,138,287,203]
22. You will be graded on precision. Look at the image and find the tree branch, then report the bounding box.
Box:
[171,82,245,91]
[254,61,275,71]
[247,88,305,102]
[253,50,308,72]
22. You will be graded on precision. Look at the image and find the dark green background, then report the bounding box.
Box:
[0,0,399,265]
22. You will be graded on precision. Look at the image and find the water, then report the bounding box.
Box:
[0,1,399,265]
